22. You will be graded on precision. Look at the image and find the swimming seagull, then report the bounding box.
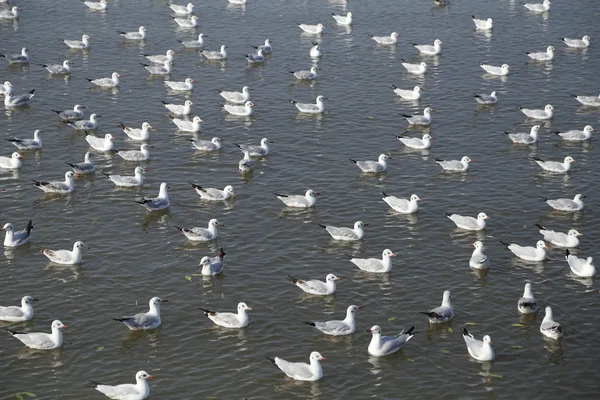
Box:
[0,48,29,64]
[397,134,433,150]
[0,81,12,96]
[541,194,584,212]
[62,34,91,49]
[413,39,442,55]
[238,150,254,172]
[173,15,199,28]
[524,0,551,12]
[173,218,220,241]
[310,42,323,57]
[299,23,325,34]
[4,90,35,107]
[402,107,434,125]
[571,94,600,107]
[480,63,509,76]
[119,26,147,40]
[401,59,427,74]
[86,72,120,88]
[0,296,37,322]
[170,2,194,15]
[245,48,265,63]
[218,86,250,104]
[202,45,227,60]
[171,116,203,132]
[85,133,114,152]
[189,182,235,201]
[136,182,170,211]
[382,193,421,214]
[470,241,489,270]
[2,220,33,247]
[92,371,153,400]
[527,46,554,61]
[6,320,67,350]
[518,283,539,314]
[350,154,390,173]
[392,85,421,100]
[43,241,88,264]
[420,290,454,323]
[304,305,362,336]
[0,152,22,169]
[291,66,319,80]
[446,212,489,231]
[103,167,146,187]
[519,104,555,120]
[121,122,154,141]
[113,297,168,330]
[319,221,366,242]
[500,240,548,261]
[540,306,562,339]
[275,190,318,208]
[371,32,400,45]
[52,104,86,121]
[140,61,172,75]
[162,100,193,116]
[83,0,107,11]
[41,60,73,75]
[562,35,591,48]
[234,138,271,157]
[348,249,396,273]
[462,328,494,361]
[0,6,21,19]
[66,152,95,175]
[6,129,42,150]
[115,144,153,161]
[332,12,352,26]
[165,77,195,91]
[290,96,326,113]
[565,249,596,277]
[33,171,75,194]
[267,352,325,381]
[65,113,101,130]
[474,91,498,105]
[504,125,541,144]
[436,156,472,172]
[472,16,493,30]
[198,302,252,328]
[367,325,416,356]
[535,224,581,247]
[224,101,255,117]
[287,273,340,295]
[178,33,206,49]
[534,156,575,173]
[197,248,226,276]
[252,39,272,54]
[187,137,222,151]
[554,125,595,141]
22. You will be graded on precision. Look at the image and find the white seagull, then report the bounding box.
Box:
[420,290,454,323]
[462,328,494,361]
[397,134,433,149]
[33,171,75,194]
[350,154,390,173]
[188,137,222,151]
[413,39,442,55]
[0,152,22,169]
[474,91,498,105]
[165,77,195,91]
[304,305,362,336]
[199,302,252,328]
[371,32,400,45]
[0,296,37,322]
[310,42,323,58]
[173,15,199,28]
[0,48,29,64]
[565,249,596,278]
[267,352,325,381]
[62,34,91,49]
[115,144,153,161]
[527,46,554,61]
[504,125,541,144]
[287,273,340,295]
[480,63,509,76]
[554,125,595,141]
[93,371,153,400]
[6,129,42,150]
[2,220,33,247]
[189,182,235,201]
[119,26,147,40]
[252,39,272,54]
[234,138,271,156]
[173,218,220,241]
[6,320,67,350]
[197,248,226,276]
[299,23,325,34]
[238,150,254,172]
[290,95,326,113]
[500,240,548,261]
[519,104,555,120]
[534,156,575,173]
[121,122,154,141]
[41,60,73,75]
[401,60,427,74]
[178,33,206,49]
[66,113,101,130]
[535,224,581,247]
[85,133,114,152]
[43,241,88,264]
[162,99,193,116]
[382,193,421,214]
[541,194,584,212]
[348,249,396,273]
[524,0,551,12]
[83,0,107,11]
[319,221,366,242]
[470,241,489,270]
[4,90,35,107]
[472,16,493,30]
[291,66,319,80]
[393,85,421,100]
[332,12,352,26]
[66,152,95,175]
[562,35,591,48]
[52,104,86,121]
[113,297,167,330]
[245,48,265,64]
[141,61,171,75]
[571,94,600,107]
[0,6,21,19]
[447,212,489,231]
[402,107,434,125]
[275,190,318,208]
[171,116,203,132]
[136,182,170,211]
[170,2,194,15]
[218,86,250,104]
[367,325,416,356]
[540,306,562,339]
[86,72,120,88]
[103,167,146,187]
[224,101,255,116]
[436,156,472,172]
[202,45,227,60]
[518,283,539,314]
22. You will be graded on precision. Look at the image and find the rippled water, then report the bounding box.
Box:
[1,0,600,398]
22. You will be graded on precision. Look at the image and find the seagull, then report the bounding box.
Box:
[165,77,195,91]
[275,190,318,208]
[4,90,35,107]
[2,220,33,247]
[382,193,421,214]
[173,218,220,241]
[348,249,395,273]
[367,325,416,357]
[420,290,454,323]
[541,194,585,212]
[66,152,95,175]
[245,48,265,63]
[0,6,21,19]
[0,296,37,322]
[562,35,591,48]
[43,241,88,264]
[304,305,362,336]
[52,104,86,121]
[470,241,489,270]
[291,66,319,80]
[113,297,167,330]
[535,224,582,247]
[267,352,325,381]
[121,122,154,141]
[65,113,101,130]
[0,48,29,64]
[103,167,146,187]
[371,32,400,45]
[188,137,222,151]
[119,26,147,40]
[234,138,271,157]
[178,33,206,49]
[6,129,42,150]
[115,144,153,161]
[554,125,595,141]
[535,156,575,173]
[397,134,433,149]
[173,15,199,28]
[218,86,250,104]
[141,60,172,75]
[171,116,203,132]
[527,46,554,61]
[436,156,472,172]
[332,12,352,25]
[83,0,107,11]
[62,34,91,49]
[320,221,366,242]
[402,107,434,125]
[571,94,600,107]
[474,91,498,105]
[189,182,235,201]
[33,171,75,194]
[198,302,252,328]
[162,100,193,116]
[299,23,325,34]
[565,249,596,278]
[136,182,170,211]
[310,42,323,57]
[287,273,340,295]
[197,248,226,276]
[500,240,548,261]
[290,95,326,113]
[252,39,272,54]
[480,63,509,76]
[524,0,551,12]
[6,320,67,350]
[0,81,12,96]
[92,371,153,400]
[224,101,255,116]
[393,85,421,100]
[462,328,494,361]
[238,150,254,172]
[504,125,541,144]
[519,104,555,120]
[413,39,442,55]
[540,306,562,339]
[518,283,539,314]
[472,16,493,30]
[41,60,73,75]
[350,154,390,173]
[446,212,489,231]
[86,72,120,88]
[401,59,427,74]
[85,133,114,152]
[169,2,194,15]
[202,45,227,60]
[0,152,22,169]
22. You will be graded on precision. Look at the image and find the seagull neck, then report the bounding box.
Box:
[441,297,451,308]
[159,187,169,201]
[237,309,248,323]
[21,302,34,318]
[4,229,14,243]
[208,225,218,236]
[51,327,63,346]
[136,379,149,395]
[381,255,393,270]
[343,311,356,326]
[369,332,381,348]
[309,358,322,374]
[472,246,483,256]
[148,303,160,316]
[523,287,533,298]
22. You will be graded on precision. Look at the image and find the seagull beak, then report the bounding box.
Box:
[485,216,491,219]
[32,298,39,301]
[488,340,492,344]
[320,357,327,361]
[148,145,155,149]
[357,306,364,309]
[543,245,548,249]
[199,119,205,122]
[315,192,321,195]
[391,253,397,257]
[246,307,253,311]
[62,325,69,329]
[149,125,156,130]
[147,375,154,379]
[17,155,23,159]
[578,233,584,236]
[334,277,341,281]
[366,329,372,333]
[161,299,169,303]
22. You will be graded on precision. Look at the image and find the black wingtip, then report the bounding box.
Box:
[534,223,546,230]
[318,224,327,229]
[197,306,215,315]
[112,318,125,322]
[381,191,388,198]
[188,181,202,190]
[503,131,510,135]
[29,89,35,95]
[119,122,126,129]
[85,78,93,82]
[401,114,412,118]
[444,212,452,217]
[6,328,25,335]
[172,226,184,232]
[349,158,357,164]
[539,196,549,201]
[274,193,287,197]
[266,357,276,364]
[499,241,511,248]
[565,249,571,257]
[65,162,76,168]
[287,273,299,283]
[570,94,577,98]
[302,321,316,327]
[462,327,469,336]
[405,326,416,335]
[289,100,297,105]
[472,15,476,19]
[533,157,545,162]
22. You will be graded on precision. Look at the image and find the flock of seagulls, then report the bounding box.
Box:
[0,0,597,397]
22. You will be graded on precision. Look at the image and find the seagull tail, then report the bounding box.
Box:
[534,223,546,230]
[499,241,511,248]
[462,327,470,336]
[317,224,328,230]
[188,181,202,190]
[565,249,571,257]
[539,196,549,201]
[302,321,316,327]
[266,357,276,364]
[348,158,358,164]
[197,306,215,315]
[289,100,297,105]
